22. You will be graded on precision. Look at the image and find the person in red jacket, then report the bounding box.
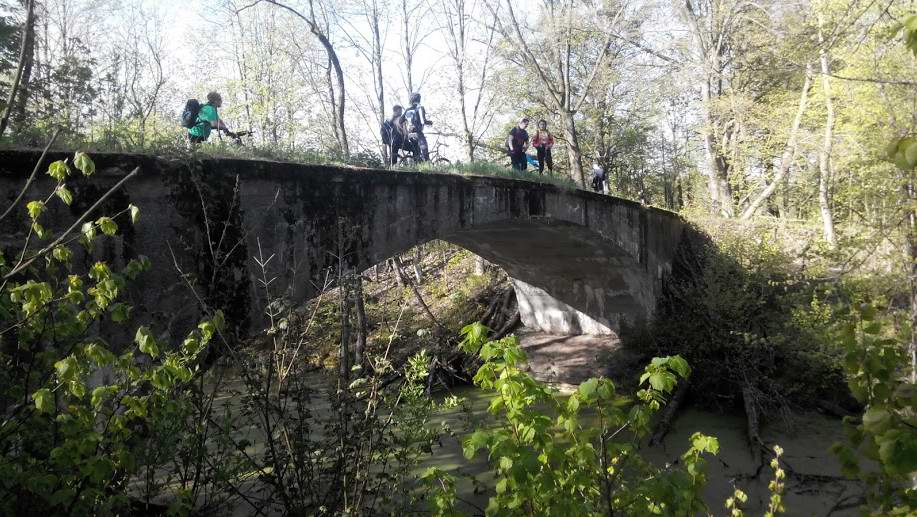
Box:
[531,119,555,175]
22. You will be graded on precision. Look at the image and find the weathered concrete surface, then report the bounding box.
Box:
[0,150,689,338]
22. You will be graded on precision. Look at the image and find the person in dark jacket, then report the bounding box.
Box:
[403,92,433,162]
[382,104,407,165]
[506,117,530,171]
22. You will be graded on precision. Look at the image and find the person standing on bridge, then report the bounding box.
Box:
[507,117,530,171]
[531,119,554,175]
[591,161,607,194]
[403,93,433,162]
[382,104,407,166]
[188,91,235,144]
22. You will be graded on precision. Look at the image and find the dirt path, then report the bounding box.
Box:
[515,328,646,390]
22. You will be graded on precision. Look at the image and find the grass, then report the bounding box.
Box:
[1,130,581,189]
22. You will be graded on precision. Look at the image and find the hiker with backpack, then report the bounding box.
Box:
[591,161,607,194]
[183,91,235,144]
[531,119,555,175]
[506,117,530,171]
[403,92,433,162]
[381,104,407,166]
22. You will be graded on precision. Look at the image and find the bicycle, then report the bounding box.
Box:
[428,136,451,166]
[216,129,253,146]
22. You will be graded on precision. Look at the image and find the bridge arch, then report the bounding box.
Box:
[0,152,689,337]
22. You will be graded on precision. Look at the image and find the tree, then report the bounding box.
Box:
[487,0,627,186]
[678,0,771,217]
[0,0,35,138]
[337,0,390,159]
[437,0,499,162]
[243,0,350,157]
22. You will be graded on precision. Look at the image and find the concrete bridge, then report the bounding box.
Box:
[0,151,690,338]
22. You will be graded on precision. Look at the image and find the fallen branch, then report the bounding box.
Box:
[649,379,690,446]
[742,383,764,466]
[392,255,446,334]
[492,312,521,340]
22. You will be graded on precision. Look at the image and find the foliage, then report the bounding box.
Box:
[831,303,917,514]
[0,152,220,515]
[422,322,725,516]
[623,221,849,412]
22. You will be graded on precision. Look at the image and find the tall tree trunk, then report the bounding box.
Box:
[0,0,36,138]
[818,22,837,247]
[370,0,386,162]
[740,64,813,220]
[700,80,735,217]
[908,180,917,383]
[413,245,423,283]
[353,274,367,368]
[11,0,35,128]
[401,0,414,93]
[259,0,348,157]
[560,111,586,186]
[339,273,352,382]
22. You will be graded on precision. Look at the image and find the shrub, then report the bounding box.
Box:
[0,152,220,515]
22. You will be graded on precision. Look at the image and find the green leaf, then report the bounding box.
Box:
[51,246,71,263]
[96,217,118,236]
[862,407,891,435]
[73,151,95,176]
[135,326,159,358]
[54,356,78,383]
[496,477,508,494]
[32,388,53,413]
[26,200,45,220]
[31,222,47,239]
[648,371,676,393]
[129,204,140,224]
[905,141,917,168]
[47,160,70,181]
[690,432,719,455]
[55,185,73,206]
[110,303,131,323]
[81,221,96,243]
[578,378,599,399]
[91,386,116,408]
[668,355,691,378]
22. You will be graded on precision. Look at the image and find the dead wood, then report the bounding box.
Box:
[649,379,690,446]
[742,383,764,465]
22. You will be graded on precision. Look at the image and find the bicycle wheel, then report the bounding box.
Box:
[398,154,416,168]
[433,157,451,167]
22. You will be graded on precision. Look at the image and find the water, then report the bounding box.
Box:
[423,384,863,516]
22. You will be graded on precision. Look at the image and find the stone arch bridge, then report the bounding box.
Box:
[0,151,689,338]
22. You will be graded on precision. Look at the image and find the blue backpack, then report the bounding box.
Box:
[403,107,422,133]
[181,99,202,128]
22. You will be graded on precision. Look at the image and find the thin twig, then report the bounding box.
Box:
[4,167,140,279]
[0,129,60,223]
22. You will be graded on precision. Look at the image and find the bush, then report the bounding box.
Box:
[0,152,221,515]
[622,222,850,412]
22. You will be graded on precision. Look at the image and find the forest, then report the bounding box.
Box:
[0,0,916,515]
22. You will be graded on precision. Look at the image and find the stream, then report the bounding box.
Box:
[418,329,863,516]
